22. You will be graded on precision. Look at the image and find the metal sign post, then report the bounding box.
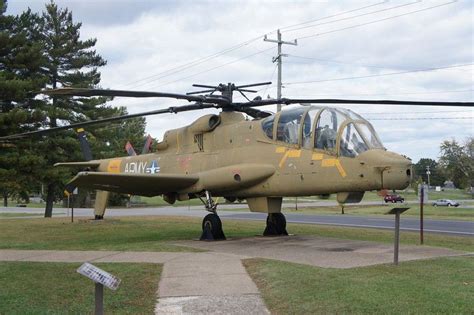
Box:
[386,207,410,265]
[418,184,428,245]
[77,263,121,315]
[71,188,78,223]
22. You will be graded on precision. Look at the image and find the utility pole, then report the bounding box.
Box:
[264,29,297,112]
[426,166,431,189]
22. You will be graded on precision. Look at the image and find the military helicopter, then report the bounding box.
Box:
[1,82,472,240]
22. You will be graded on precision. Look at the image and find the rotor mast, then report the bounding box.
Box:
[264,29,297,112]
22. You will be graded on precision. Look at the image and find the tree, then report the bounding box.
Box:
[36,1,112,217]
[438,138,473,189]
[413,158,446,187]
[0,1,47,206]
[1,1,148,211]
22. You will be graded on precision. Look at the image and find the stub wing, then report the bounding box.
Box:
[67,172,199,196]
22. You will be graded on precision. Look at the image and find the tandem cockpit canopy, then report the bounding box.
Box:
[261,105,384,157]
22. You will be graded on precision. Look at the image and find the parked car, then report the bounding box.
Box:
[432,199,460,207]
[384,194,405,203]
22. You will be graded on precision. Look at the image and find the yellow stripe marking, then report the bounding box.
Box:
[278,150,291,168]
[276,147,301,168]
[107,159,121,173]
[335,160,347,177]
[288,149,301,158]
[312,153,323,161]
[321,158,346,177]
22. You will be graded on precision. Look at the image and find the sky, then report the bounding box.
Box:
[7,0,474,162]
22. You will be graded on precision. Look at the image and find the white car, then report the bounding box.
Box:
[432,199,460,207]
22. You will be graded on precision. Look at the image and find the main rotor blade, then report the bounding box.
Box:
[186,89,216,95]
[192,84,219,89]
[235,82,272,89]
[237,98,474,107]
[0,103,216,140]
[236,106,272,119]
[235,88,257,93]
[40,88,205,102]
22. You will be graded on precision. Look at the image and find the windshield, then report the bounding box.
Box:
[260,105,385,155]
[356,123,384,149]
[340,123,369,157]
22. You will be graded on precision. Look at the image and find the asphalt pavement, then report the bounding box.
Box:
[1,202,473,236]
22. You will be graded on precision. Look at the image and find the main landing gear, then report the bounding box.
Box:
[263,213,288,236]
[199,191,226,241]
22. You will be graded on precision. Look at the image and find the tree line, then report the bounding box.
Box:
[0,0,147,215]
[413,138,473,190]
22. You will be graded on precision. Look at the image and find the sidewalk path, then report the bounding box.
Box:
[0,249,270,315]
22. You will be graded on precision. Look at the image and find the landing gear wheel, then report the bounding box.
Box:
[200,213,226,241]
[263,213,288,236]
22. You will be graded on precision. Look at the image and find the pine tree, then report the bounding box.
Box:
[37,1,150,216]
[0,1,47,206]
[36,1,111,216]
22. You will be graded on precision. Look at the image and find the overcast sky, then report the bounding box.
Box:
[7,0,474,162]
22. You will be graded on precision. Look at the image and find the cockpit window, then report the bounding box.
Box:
[261,115,274,139]
[276,107,306,144]
[357,123,384,149]
[302,108,318,149]
[315,109,345,150]
[340,123,369,157]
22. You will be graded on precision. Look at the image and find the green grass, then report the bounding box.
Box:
[283,204,474,221]
[0,216,472,252]
[0,262,160,314]
[0,217,206,252]
[244,256,474,314]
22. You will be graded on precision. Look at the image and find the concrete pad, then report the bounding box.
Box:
[20,250,121,262]
[93,252,187,263]
[176,235,466,268]
[159,274,260,297]
[162,260,247,278]
[155,295,270,315]
[0,250,57,261]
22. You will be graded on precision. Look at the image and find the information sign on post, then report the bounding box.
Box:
[77,263,121,315]
[386,207,410,265]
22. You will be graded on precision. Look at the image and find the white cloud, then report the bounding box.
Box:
[7,0,474,162]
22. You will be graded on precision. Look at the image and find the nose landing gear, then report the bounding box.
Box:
[198,191,226,241]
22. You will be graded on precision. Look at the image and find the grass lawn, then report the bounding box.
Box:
[0,216,472,252]
[283,204,474,221]
[244,256,474,314]
[0,262,160,314]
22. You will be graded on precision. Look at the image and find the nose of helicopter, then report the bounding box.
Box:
[359,150,412,190]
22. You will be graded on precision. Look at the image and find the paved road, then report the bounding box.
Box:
[1,203,472,236]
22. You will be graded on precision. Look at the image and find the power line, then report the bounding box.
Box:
[150,47,274,89]
[361,109,473,115]
[284,1,419,34]
[122,36,264,89]
[285,63,474,85]
[279,1,387,31]
[287,54,409,70]
[116,2,418,90]
[283,89,474,97]
[296,1,457,41]
[367,117,472,120]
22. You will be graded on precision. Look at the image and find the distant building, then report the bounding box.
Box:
[443,180,456,189]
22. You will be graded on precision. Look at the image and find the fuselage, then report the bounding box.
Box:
[89,106,412,201]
